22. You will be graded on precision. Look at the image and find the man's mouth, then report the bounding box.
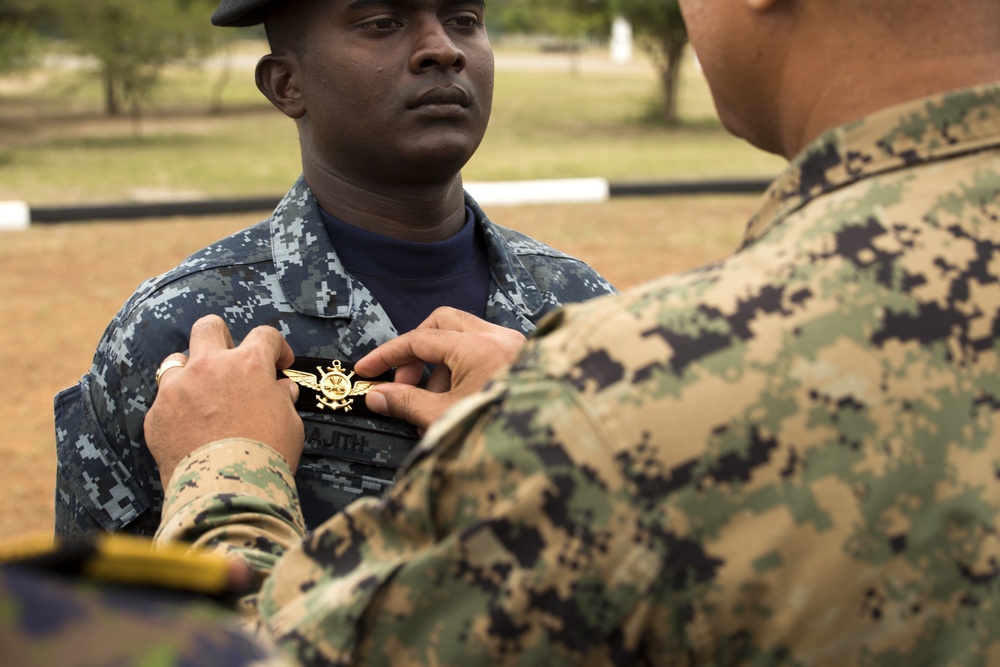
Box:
[408,86,470,109]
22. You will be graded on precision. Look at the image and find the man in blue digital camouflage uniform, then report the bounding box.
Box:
[53,0,615,540]
[142,0,1000,664]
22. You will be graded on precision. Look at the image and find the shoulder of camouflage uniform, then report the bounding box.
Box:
[485,223,618,295]
[755,84,1000,233]
[118,218,273,322]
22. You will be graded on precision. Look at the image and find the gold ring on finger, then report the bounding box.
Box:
[155,359,187,386]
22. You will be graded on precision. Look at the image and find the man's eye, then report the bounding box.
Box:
[359,17,402,30]
[445,15,481,28]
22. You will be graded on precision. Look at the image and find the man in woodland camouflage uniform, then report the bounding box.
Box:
[141,0,1000,664]
[52,0,614,540]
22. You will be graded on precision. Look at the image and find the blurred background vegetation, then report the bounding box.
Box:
[0,0,784,205]
[2,0,688,121]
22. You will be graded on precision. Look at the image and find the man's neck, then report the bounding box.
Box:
[303,164,469,243]
[773,10,1000,159]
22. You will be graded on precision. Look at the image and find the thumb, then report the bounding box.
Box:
[366,384,445,432]
[277,377,300,403]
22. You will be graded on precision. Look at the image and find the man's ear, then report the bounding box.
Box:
[746,0,779,10]
[256,53,306,119]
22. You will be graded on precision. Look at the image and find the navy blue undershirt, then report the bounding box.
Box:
[320,206,491,335]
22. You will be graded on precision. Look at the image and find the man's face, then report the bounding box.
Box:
[292,0,494,186]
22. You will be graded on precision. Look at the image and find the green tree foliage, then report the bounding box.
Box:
[0,0,44,74]
[491,0,611,74]
[43,0,219,118]
[610,0,688,126]
[492,0,610,44]
[0,22,36,74]
[492,0,688,126]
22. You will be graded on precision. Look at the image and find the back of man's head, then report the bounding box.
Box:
[681,0,1000,158]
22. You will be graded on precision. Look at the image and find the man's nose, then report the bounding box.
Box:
[409,19,466,71]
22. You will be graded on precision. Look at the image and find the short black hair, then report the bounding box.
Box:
[263,0,311,55]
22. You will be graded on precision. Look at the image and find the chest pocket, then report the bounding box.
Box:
[294,411,419,530]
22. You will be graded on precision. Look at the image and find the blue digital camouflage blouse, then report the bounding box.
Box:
[54,176,616,540]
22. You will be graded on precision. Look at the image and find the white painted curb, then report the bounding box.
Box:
[465,177,610,207]
[0,201,30,231]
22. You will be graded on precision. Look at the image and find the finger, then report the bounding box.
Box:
[155,353,189,386]
[365,384,449,430]
[354,337,411,377]
[392,361,425,387]
[225,559,253,593]
[417,307,498,334]
[243,325,296,372]
[188,315,235,357]
[160,353,188,366]
[356,329,456,377]
[424,364,452,394]
[276,377,300,403]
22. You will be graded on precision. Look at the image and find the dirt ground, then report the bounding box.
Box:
[0,195,756,544]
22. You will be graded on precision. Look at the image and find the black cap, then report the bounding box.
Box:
[211,0,276,27]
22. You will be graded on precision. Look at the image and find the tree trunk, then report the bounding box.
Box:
[103,65,121,116]
[129,95,144,139]
[209,41,233,115]
[568,41,581,76]
[658,38,685,127]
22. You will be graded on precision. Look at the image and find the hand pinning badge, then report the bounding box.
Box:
[283,360,384,413]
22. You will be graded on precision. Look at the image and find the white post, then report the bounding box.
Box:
[610,16,633,64]
[0,201,30,231]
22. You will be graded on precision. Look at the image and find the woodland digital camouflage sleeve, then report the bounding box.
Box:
[156,380,667,666]
[156,439,306,578]
[254,376,673,667]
